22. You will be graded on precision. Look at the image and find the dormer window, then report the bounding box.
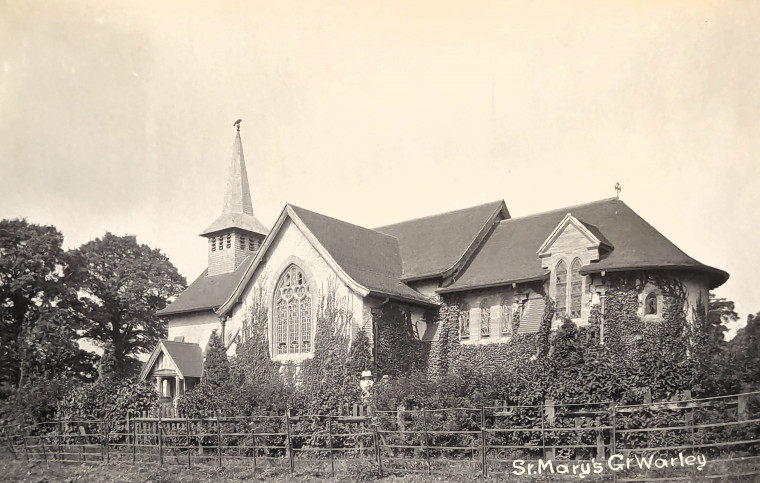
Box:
[645,292,658,315]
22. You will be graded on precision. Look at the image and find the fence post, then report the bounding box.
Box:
[480,405,487,477]
[21,426,29,464]
[285,408,295,474]
[738,393,749,422]
[157,416,163,466]
[57,421,63,462]
[131,416,136,465]
[422,408,430,474]
[543,400,555,460]
[215,411,222,468]
[610,403,617,483]
[372,423,382,477]
[250,416,257,472]
[102,421,108,463]
[40,427,48,464]
[328,414,335,477]
[186,417,191,468]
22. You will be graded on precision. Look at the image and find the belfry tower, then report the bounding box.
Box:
[200,122,268,276]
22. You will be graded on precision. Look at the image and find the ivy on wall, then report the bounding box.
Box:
[374,303,429,377]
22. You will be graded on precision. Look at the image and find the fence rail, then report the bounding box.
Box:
[2,390,760,480]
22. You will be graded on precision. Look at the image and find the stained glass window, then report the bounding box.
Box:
[459,304,470,340]
[570,258,583,318]
[645,292,658,315]
[501,299,512,336]
[274,265,312,354]
[555,260,568,315]
[480,299,490,337]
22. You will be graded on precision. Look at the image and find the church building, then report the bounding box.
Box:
[139,125,728,405]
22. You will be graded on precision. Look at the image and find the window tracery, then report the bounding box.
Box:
[274,265,312,355]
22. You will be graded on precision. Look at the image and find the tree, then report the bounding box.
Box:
[69,233,186,376]
[707,293,739,347]
[202,330,230,386]
[0,219,93,389]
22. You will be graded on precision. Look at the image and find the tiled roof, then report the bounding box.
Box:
[375,201,508,280]
[161,340,203,378]
[441,198,728,292]
[139,340,203,380]
[290,206,437,306]
[158,257,253,316]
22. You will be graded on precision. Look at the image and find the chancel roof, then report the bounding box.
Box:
[440,198,728,292]
[375,200,508,280]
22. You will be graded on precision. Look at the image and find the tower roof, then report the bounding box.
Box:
[200,124,269,237]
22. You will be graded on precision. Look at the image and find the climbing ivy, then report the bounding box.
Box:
[374,302,429,377]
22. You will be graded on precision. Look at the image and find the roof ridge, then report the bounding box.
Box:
[497,198,620,224]
[288,204,400,243]
[374,200,504,230]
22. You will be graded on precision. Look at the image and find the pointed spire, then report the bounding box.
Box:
[200,122,269,238]
[222,123,254,216]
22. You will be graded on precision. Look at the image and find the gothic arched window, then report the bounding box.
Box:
[645,292,658,315]
[274,265,312,355]
[501,298,512,336]
[570,258,583,318]
[555,260,568,315]
[480,299,491,337]
[459,304,470,340]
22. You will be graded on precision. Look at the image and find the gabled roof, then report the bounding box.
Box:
[440,198,728,293]
[217,204,438,316]
[139,340,203,380]
[536,213,613,256]
[375,200,509,281]
[158,257,253,316]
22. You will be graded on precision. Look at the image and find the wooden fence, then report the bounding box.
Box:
[3,390,760,480]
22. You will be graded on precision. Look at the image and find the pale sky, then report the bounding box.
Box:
[1,0,758,337]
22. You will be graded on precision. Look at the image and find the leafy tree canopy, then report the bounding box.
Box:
[0,219,93,388]
[69,232,186,376]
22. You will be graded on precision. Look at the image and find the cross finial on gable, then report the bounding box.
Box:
[615,182,621,199]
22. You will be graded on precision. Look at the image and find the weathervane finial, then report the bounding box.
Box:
[233,119,242,132]
[615,182,621,199]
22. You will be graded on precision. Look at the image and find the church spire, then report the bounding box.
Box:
[222,123,254,216]
[200,122,269,276]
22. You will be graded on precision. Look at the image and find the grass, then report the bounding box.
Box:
[3,452,760,482]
